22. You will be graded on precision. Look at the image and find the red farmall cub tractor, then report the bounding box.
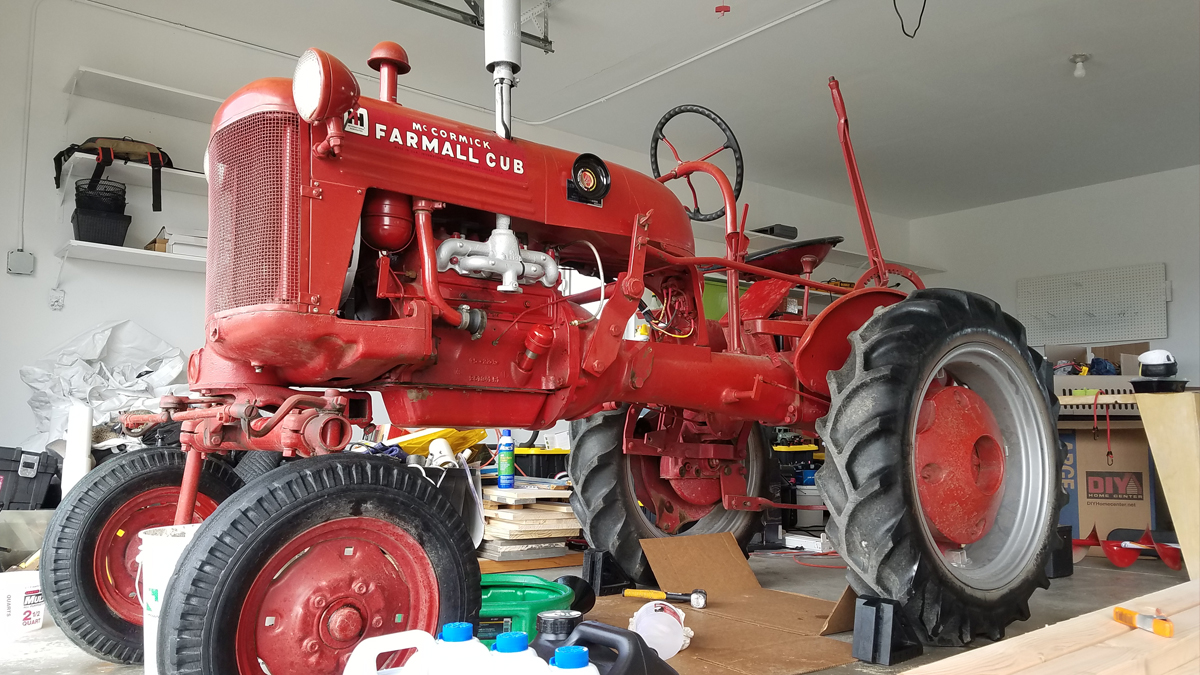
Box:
[42,7,1063,674]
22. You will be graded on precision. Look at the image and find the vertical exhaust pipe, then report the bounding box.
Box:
[485,0,521,139]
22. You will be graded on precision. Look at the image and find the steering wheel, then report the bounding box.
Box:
[650,105,744,222]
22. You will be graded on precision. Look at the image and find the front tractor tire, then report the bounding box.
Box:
[569,407,767,585]
[40,448,243,664]
[158,453,481,675]
[816,289,1064,646]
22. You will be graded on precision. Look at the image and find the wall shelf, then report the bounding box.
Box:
[56,240,205,274]
[59,151,207,196]
[65,67,223,124]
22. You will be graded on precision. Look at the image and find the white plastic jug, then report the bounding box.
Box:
[547,645,601,675]
[344,630,436,675]
[430,621,491,672]
[489,631,549,675]
[137,524,202,675]
[630,601,686,660]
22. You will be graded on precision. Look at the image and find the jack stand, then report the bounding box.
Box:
[1045,525,1074,579]
[582,549,635,597]
[851,596,923,666]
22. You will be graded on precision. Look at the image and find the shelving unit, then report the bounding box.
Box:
[58,151,207,197]
[55,67,214,276]
[56,240,205,274]
[65,67,223,124]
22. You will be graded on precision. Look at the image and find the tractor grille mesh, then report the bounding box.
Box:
[206,111,302,315]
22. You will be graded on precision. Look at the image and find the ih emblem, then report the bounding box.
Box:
[344,107,368,136]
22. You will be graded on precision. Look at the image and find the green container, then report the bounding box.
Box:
[478,573,574,645]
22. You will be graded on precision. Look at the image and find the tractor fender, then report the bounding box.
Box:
[794,287,906,397]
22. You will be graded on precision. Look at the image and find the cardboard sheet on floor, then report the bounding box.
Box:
[584,533,856,675]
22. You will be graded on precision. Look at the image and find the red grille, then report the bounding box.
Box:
[206,111,302,315]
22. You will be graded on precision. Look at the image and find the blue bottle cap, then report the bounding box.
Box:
[493,631,528,653]
[502,429,512,436]
[551,645,589,669]
[440,622,473,642]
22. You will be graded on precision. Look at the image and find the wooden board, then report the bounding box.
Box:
[907,580,1199,675]
[484,523,580,540]
[1016,606,1198,675]
[528,502,576,513]
[478,552,584,574]
[483,508,579,524]
[1135,393,1199,579]
[482,486,570,500]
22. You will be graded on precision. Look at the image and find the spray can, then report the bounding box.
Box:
[497,429,516,489]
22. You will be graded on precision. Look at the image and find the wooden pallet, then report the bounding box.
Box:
[907,580,1199,675]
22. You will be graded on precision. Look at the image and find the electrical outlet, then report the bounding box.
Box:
[7,249,35,275]
[49,288,65,310]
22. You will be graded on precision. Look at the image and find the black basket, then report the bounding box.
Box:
[72,208,132,246]
[75,178,126,214]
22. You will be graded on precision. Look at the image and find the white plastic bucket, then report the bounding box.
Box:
[137,524,201,675]
[0,570,44,633]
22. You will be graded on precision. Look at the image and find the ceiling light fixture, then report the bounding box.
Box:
[1070,53,1090,78]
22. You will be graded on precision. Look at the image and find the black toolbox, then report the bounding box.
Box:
[0,447,59,510]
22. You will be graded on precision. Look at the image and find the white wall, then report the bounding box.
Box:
[0,0,906,445]
[910,165,1200,382]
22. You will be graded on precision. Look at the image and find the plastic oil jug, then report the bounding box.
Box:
[548,645,601,675]
[431,621,491,672]
[490,631,548,674]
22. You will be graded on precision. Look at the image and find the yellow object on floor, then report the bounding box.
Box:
[382,428,488,456]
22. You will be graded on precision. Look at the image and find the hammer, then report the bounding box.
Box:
[622,588,707,609]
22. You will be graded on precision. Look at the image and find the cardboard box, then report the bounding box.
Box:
[585,533,856,675]
[144,237,168,252]
[1058,424,1155,549]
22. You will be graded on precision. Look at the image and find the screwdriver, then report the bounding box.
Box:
[1113,606,1174,637]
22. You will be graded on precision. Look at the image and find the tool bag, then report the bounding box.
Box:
[54,137,173,211]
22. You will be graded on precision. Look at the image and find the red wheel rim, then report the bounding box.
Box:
[914,385,1006,545]
[235,517,439,675]
[92,487,219,624]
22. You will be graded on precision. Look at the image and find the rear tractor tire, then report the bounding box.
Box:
[40,448,243,664]
[568,407,767,585]
[816,289,1065,645]
[158,453,481,675]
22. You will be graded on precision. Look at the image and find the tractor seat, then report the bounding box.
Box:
[743,236,844,279]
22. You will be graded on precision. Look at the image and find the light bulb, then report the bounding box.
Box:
[1074,61,1086,78]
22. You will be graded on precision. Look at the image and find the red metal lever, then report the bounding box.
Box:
[829,77,889,287]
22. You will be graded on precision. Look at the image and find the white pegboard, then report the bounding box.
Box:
[1017,263,1167,346]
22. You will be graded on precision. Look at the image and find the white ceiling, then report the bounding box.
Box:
[110,0,1200,219]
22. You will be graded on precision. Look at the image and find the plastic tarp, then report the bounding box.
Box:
[19,320,188,451]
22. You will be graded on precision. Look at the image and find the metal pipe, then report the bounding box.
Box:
[413,200,466,327]
[173,448,204,525]
[492,63,514,139]
[378,62,397,102]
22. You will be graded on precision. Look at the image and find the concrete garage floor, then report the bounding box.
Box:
[8,556,1188,674]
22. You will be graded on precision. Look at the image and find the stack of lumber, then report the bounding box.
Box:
[907,579,1198,675]
[478,486,580,562]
